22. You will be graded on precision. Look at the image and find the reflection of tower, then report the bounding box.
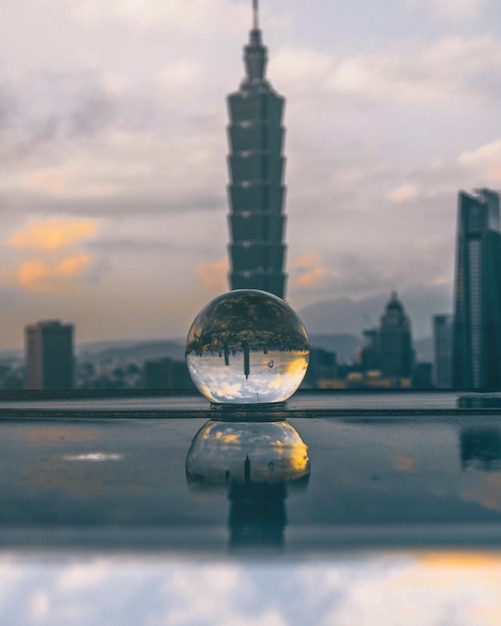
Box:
[226,0,287,298]
[453,189,501,389]
[243,342,250,379]
[228,455,287,549]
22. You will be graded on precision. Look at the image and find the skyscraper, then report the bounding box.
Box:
[25,320,74,389]
[379,292,414,379]
[433,314,453,388]
[226,0,287,298]
[359,292,414,381]
[453,188,501,389]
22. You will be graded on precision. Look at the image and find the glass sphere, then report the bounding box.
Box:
[185,289,309,404]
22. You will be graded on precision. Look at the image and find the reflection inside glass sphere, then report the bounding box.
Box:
[186,418,310,550]
[185,289,309,404]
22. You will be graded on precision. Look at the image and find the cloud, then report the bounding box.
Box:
[388,184,420,204]
[196,258,229,292]
[7,218,97,250]
[458,140,501,183]
[422,0,491,19]
[385,138,501,208]
[326,37,501,107]
[273,36,501,112]
[1,70,116,147]
[16,253,92,292]
[74,0,248,33]
[27,170,69,193]
[290,253,337,289]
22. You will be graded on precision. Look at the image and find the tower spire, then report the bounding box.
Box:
[253,0,259,30]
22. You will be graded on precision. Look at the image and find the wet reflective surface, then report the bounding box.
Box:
[185,290,309,404]
[2,393,501,551]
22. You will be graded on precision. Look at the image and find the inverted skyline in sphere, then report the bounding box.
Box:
[226,0,287,299]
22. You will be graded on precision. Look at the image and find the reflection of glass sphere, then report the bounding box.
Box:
[185,290,309,404]
[186,419,310,489]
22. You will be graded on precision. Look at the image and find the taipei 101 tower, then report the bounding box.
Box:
[226,0,287,299]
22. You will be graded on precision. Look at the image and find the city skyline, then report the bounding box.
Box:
[1,0,500,349]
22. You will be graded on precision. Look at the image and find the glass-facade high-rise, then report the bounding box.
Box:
[453,189,501,389]
[433,314,453,389]
[226,0,287,298]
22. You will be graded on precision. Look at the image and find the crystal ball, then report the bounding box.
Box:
[185,289,309,404]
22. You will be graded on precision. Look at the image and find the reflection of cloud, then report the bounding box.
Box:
[460,473,501,513]
[24,426,97,443]
[7,218,97,250]
[187,351,308,404]
[30,590,49,620]
[394,456,415,472]
[63,453,122,462]
[56,559,111,592]
[16,253,92,292]
[5,555,501,625]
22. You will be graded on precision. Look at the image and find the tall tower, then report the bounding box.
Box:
[226,0,287,298]
[25,320,74,390]
[453,188,501,389]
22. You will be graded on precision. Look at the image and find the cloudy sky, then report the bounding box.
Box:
[1,0,500,349]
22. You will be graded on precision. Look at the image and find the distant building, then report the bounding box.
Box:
[433,314,453,388]
[358,293,414,385]
[143,358,194,390]
[302,348,337,388]
[25,320,73,389]
[452,188,501,389]
[226,0,287,298]
[360,328,381,372]
[412,362,433,389]
[379,292,414,378]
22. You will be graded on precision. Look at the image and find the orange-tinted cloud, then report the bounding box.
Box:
[7,218,97,251]
[196,258,228,291]
[291,252,336,288]
[388,184,419,203]
[434,276,449,285]
[27,169,69,193]
[17,253,92,293]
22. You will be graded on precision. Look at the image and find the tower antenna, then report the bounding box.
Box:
[252,0,259,29]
